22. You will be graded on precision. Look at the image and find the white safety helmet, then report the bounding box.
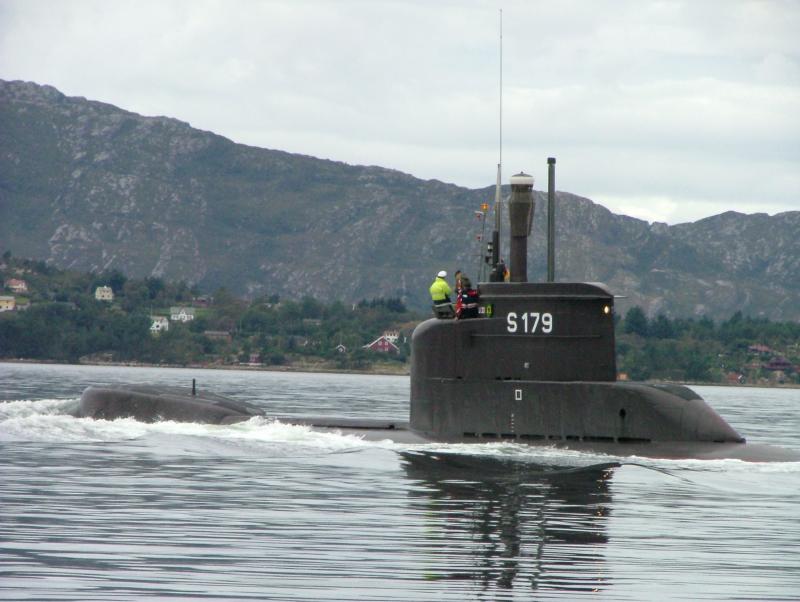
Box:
[437,270,447,278]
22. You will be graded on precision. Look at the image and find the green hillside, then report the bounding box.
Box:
[2,79,799,319]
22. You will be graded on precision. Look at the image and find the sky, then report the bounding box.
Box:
[1,0,798,224]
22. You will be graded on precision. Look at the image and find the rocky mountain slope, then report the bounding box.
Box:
[1,79,798,319]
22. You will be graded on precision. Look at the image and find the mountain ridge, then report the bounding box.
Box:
[1,79,798,319]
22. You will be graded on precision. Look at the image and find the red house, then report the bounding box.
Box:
[363,335,400,354]
[5,278,28,293]
[764,357,794,373]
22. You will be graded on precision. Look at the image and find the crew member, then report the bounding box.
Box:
[497,258,509,282]
[429,270,452,305]
[453,269,463,315]
[456,275,480,319]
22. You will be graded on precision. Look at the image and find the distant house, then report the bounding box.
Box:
[170,306,196,322]
[0,296,15,312]
[725,372,745,385]
[363,335,400,354]
[764,356,794,373]
[95,286,114,301]
[748,344,773,355]
[383,330,400,343]
[335,343,347,354]
[248,352,262,365]
[150,316,169,334]
[192,295,213,308]
[204,330,232,343]
[5,278,28,293]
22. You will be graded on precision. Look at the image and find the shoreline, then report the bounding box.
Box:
[3,358,799,388]
[0,357,411,377]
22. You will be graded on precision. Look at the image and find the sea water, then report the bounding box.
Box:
[1,362,799,600]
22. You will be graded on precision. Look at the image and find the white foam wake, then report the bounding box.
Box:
[2,399,798,474]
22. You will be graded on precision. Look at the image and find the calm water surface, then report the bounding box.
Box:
[1,362,799,600]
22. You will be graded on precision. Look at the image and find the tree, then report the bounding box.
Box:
[650,314,674,339]
[683,345,713,382]
[121,280,149,312]
[300,296,323,319]
[693,316,715,339]
[107,269,128,295]
[624,306,648,336]
[627,357,652,381]
[145,277,165,300]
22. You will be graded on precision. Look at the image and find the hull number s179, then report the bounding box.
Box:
[506,312,553,334]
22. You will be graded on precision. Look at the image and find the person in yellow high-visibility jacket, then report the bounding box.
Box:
[429,270,452,304]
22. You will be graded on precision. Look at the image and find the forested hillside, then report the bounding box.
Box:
[2,79,799,319]
[2,256,797,384]
[0,255,415,371]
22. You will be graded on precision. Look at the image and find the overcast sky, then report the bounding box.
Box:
[1,0,798,223]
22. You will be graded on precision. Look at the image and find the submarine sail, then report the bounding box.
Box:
[409,161,744,447]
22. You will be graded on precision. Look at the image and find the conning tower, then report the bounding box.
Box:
[410,161,743,446]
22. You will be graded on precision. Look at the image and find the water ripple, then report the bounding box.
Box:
[1,364,799,600]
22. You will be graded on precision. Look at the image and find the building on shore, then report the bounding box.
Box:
[150,316,169,335]
[5,278,28,294]
[170,307,196,322]
[0,296,16,312]
[95,286,114,302]
[363,335,400,354]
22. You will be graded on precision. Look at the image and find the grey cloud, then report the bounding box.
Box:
[0,0,797,223]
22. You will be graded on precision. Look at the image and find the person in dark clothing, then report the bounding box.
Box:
[456,275,480,319]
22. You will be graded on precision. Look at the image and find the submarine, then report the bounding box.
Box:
[71,160,799,462]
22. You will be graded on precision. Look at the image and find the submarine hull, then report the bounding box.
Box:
[71,384,799,462]
[411,378,744,445]
[310,426,798,462]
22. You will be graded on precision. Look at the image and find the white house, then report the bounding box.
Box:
[170,306,196,322]
[150,316,169,334]
[95,286,114,301]
[0,296,15,312]
[5,278,28,294]
[383,330,400,343]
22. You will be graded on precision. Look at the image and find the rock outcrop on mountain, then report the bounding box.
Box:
[1,79,798,318]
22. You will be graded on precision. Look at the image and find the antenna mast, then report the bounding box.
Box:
[489,9,503,280]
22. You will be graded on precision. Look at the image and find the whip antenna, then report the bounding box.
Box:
[490,9,503,280]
